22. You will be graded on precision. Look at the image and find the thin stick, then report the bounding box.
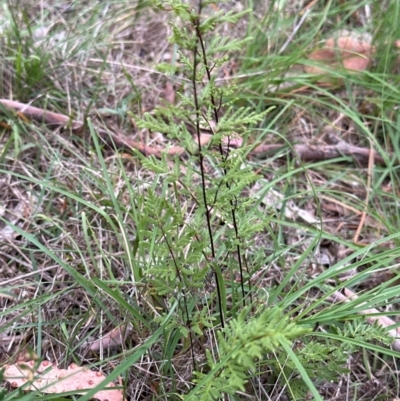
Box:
[353,139,374,245]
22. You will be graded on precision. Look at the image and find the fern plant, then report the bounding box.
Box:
[134,0,267,317]
[126,0,321,398]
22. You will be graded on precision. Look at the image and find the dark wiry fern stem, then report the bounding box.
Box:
[191,3,225,329]
[193,3,250,306]
[160,226,197,372]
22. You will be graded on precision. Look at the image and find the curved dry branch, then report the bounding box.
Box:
[0,99,82,130]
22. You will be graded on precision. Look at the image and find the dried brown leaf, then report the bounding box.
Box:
[160,82,176,105]
[89,323,132,352]
[2,360,124,401]
[305,34,372,75]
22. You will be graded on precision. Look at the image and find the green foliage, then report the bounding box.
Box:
[274,319,395,400]
[330,319,393,351]
[1,4,52,100]
[184,308,311,400]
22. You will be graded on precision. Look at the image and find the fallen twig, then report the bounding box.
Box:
[0,99,82,130]
[252,142,386,166]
